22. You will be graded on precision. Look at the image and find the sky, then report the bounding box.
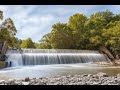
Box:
[0,5,120,43]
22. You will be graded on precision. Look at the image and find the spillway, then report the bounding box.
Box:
[5,49,111,67]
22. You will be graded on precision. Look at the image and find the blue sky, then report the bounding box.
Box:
[0,5,120,43]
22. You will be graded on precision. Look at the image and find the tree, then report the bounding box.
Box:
[20,38,36,48]
[102,21,120,54]
[34,43,41,49]
[84,10,114,48]
[38,10,120,59]
[0,10,3,20]
[68,13,89,49]
[0,10,18,48]
[39,33,52,49]
[50,23,73,49]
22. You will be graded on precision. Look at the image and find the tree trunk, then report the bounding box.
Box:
[99,45,116,64]
[116,54,119,60]
[1,41,7,56]
[0,41,8,60]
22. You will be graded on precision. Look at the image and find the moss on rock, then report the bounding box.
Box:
[0,61,7,69]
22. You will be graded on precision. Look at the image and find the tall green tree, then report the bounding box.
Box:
[38,9,120,56]
[39,33,52,49]
[0,10,18,48]
[68,13,89,49]
[34,43,41,49]
[102,21,120,54]
[85,10,114,48]
[20,38,36,48]
[50,23,73,49]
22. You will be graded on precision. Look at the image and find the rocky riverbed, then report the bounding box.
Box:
[1,72,120,85]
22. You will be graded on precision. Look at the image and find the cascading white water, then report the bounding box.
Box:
[5,49,111,67]
[6,49,23,67]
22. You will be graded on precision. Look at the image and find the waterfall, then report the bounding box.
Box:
[5,49,111,67]
[6,49,23,67]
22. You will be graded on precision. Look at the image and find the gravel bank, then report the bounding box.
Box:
[1,72,120,85]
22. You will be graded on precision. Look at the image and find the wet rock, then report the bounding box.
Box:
[25,77,30,82]
[7,79,16,84]
[87,74,93,77]
[14,81,22,85]
[0,83,4,85]
[22,82,30,85]
[0,80,5,84]
[83,74,88,77]
[92,75,99,79]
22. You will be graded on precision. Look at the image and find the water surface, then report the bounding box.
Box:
[0,63,120,80]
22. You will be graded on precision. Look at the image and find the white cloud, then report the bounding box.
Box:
[0,5,54,42]
[18,14,54,39]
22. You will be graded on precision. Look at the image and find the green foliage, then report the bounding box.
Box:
[102,21,120,54]
[20,38,36,48]
[38,10,120,54]
[34,43,41,49]
[68,13,87,34]
[0,61,6,69]
[68,13,88,49]
[1,9,120,55]
[39,33,52,49]
[0,10,3,20]
[0,10,18,48]
[50,23,73,49]
[85,10,114,48]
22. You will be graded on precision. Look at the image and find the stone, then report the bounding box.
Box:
[1,73,120,85]
[25,77,30,82]
[8,79,15,83]
[0,80,5,84]
[14,81,22,85]
[92,75,99,79]
[96,72,108,77]
[117,73,120,77]
[0,83,4,85]
[87,74,93,77]
[83,74,88,77]
[22,82,30,85]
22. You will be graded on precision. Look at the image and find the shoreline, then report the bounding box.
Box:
[0,72,120,85]
[92,59,120,66]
